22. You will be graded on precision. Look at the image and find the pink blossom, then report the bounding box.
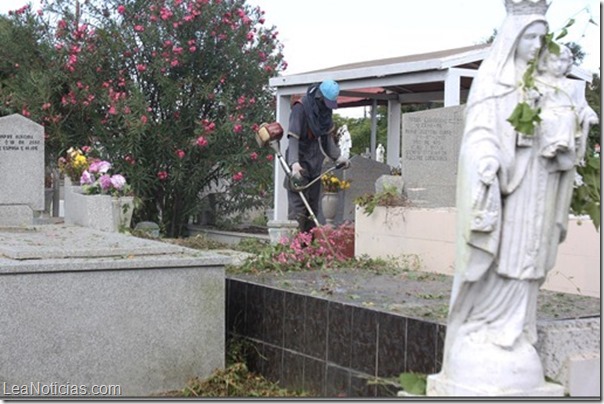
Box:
[110,174,127,190]
[189,46,196,52]
[176,149,185,159]
[117,5,126,14]
[157,171,168,181]
[80,170,94,185]
[134,25,145,32]
[233,124,243,133]
[232,171,244,181]
[89,160,112,174]
[249,152,258,161]
[108,105,117,115]
[136,64,147,72]
[266,154,274,162]
[160,7,173,20]
[140,115,148,124]
[99,174,112,191]
[81,146,91,153]
[196,136,208,147]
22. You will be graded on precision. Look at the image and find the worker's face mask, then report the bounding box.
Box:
[317,97,330,112]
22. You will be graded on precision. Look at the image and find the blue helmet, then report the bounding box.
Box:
[318,80,339,109]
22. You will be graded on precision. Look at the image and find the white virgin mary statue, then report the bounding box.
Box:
[427,0,597,396]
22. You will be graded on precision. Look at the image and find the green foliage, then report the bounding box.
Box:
[236,224,355,273]
[585,74,601,146]
[181,362,308,398]
[0,0,285,237]
[176,337,310,397]
[398,372,427,395]
[572,150,600,230]
[355,185,411,216]
[506,101,541,136]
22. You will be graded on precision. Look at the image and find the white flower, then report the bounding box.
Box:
[89,160,112,174]
[573,172,584,188]
[110,174,127,190]
[80,170,94,185]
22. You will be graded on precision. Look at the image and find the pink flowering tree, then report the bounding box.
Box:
[1,0,286,236]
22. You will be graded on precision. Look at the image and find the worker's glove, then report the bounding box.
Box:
[335,156,351,169]
[290,162,305,188]
[291,162,303,177]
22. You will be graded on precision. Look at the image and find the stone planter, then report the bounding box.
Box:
[64,180,134,232]
[267,219,298,244]
[355,205,601,297]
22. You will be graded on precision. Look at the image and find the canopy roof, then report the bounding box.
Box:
[268,44,592,222]
[270,43,592,109]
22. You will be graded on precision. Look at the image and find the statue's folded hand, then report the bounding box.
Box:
[477,157,499,185]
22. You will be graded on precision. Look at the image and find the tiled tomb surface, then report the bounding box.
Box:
[226,269,600,398]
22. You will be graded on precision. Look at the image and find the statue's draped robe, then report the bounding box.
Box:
[442,11,582,372]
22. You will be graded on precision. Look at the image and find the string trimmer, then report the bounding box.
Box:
[256,122,346,256]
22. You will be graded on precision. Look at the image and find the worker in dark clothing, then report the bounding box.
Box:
[285,79,350,232]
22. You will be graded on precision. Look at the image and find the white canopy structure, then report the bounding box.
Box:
[267,44,592,222]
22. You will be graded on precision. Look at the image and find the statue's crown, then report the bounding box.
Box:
[504,0,549,15]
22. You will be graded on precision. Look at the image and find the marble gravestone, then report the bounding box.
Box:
[401,105,465,208]
[0,114,44,226]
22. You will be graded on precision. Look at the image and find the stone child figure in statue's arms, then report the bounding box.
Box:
[535,45,598,170]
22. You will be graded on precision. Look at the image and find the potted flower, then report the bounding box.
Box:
[321,172,350,193]
[58,146,91,185]
[79,160,132,197]
[320,172,350,224]
[61,146,135,233]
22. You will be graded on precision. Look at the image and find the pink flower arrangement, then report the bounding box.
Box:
[80,159,132,196]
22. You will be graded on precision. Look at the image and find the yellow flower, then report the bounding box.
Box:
[74,154,88,168]
[321,173,351,192]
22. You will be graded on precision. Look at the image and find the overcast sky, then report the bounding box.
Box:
[245,0,600,75]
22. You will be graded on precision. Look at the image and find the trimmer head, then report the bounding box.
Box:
[256,122,284,147]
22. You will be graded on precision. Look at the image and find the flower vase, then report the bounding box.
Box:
[64,177,134,232]
[112,196,134,232]
[321,192,339,225]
